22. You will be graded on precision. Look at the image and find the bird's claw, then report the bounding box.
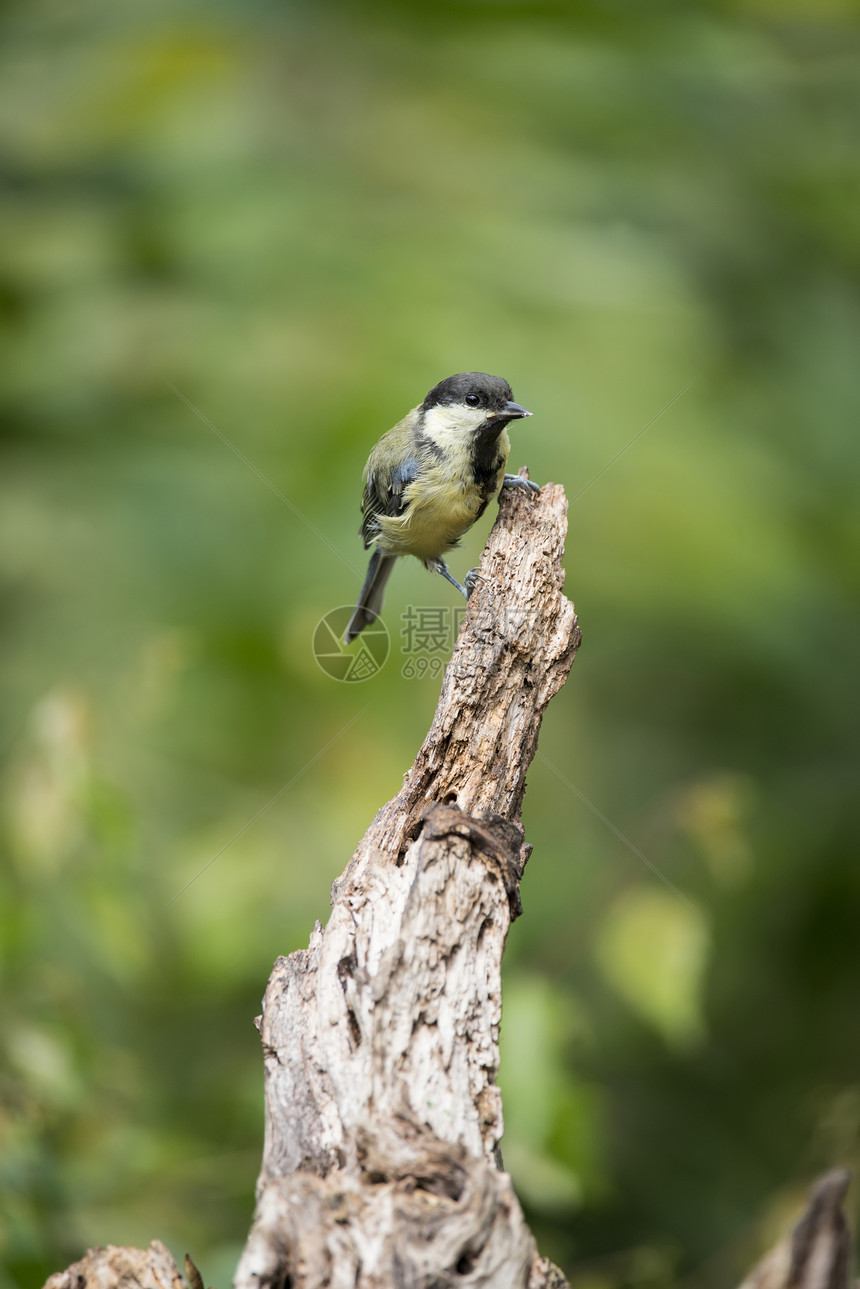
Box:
[465,568,483,597]
[503,473,541,495]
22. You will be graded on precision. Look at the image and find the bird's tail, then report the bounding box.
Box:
[345,550,396,644]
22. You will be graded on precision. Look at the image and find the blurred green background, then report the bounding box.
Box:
[1,0,859,1285]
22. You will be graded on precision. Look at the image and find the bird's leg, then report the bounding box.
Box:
[503,473,541,494]
[428,558,469,600]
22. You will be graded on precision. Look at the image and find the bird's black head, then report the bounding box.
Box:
[420,373,530,423]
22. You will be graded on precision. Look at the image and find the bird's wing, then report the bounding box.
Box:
[359,422,419,549]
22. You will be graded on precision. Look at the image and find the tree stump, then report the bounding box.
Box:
[236,474,580,1289]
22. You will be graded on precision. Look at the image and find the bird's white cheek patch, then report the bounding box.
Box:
[422,404,487,449]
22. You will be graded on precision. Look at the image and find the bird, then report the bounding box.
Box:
[344,372,539,644]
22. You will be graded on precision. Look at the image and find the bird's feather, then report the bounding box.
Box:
[359,419,420,548]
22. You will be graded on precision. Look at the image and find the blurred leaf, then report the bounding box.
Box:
[595,889,710,1049]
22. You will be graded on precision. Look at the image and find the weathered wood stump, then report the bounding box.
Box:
[236,475,579,1289]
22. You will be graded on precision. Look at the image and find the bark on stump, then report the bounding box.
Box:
[236,474,580,1289]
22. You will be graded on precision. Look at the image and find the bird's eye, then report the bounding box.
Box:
[465,394,481,407]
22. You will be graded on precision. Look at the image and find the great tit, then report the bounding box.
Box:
[345,372,539,644]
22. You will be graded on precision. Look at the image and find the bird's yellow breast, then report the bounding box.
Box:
[376,434,509,560]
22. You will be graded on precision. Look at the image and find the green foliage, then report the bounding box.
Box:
[1,1,859,1286]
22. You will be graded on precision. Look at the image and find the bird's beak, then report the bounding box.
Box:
[502,400,532,420]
